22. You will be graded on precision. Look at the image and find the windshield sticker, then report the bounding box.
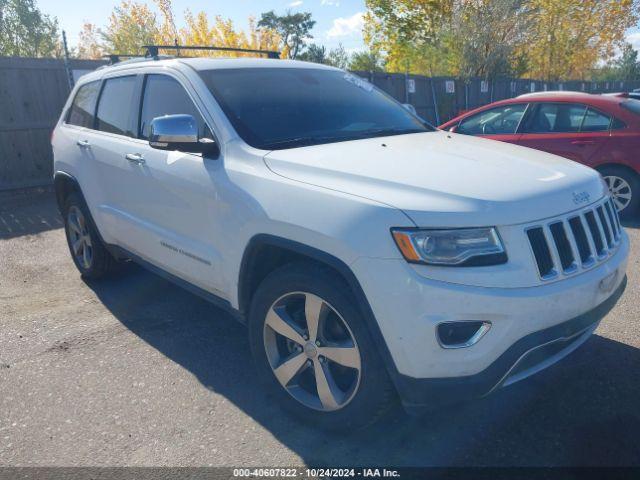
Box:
[343,73,374,92]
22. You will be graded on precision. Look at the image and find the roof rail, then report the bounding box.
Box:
[143,44,281,59]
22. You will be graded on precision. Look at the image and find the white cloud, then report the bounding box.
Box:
[321,0,340,6]
[327,12,364,38]
[627,32,640,51]
[289,0,303,6]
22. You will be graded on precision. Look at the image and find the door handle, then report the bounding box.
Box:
[571,140,595,146]
[76,140,90,148]
[125,153,145,165]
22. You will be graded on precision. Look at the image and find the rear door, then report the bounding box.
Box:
[57,80,103,214]
[517,103,611,165]
[455,103,528,144]
[87,74,142,244]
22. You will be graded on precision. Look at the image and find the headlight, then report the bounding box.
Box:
[391,227,507,266]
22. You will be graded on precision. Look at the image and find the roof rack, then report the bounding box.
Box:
[143,44,280,59]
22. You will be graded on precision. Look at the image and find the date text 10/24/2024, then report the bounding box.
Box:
[233,468,401,478]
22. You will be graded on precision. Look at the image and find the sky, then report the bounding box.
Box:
[38,0,368,53]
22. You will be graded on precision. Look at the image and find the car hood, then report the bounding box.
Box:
[263,131,607,227]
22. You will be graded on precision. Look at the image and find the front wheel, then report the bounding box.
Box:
[599,166,639,219]
[248,263,395,429]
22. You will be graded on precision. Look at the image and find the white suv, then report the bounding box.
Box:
[52,57,629,429]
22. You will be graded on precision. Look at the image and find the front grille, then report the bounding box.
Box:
[526,197,622,281]
[526,228,555,277]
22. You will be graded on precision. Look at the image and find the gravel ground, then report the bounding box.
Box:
[1,188,639,467]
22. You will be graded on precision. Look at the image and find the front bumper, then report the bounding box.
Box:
[350,231,628,412]
[397,276,625,414]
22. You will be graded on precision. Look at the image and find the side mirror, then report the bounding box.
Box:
[402,103,417,116]
[449,125,458,133]
[149,114,217,155]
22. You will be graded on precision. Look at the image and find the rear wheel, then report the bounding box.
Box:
[63,192,118,279]
[599,166,639,219]
[248,263,395,429]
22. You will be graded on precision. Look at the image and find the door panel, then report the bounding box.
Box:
[88,75,141,244]
[120,144,226,293]
[517,103,612,165]
[517,132,610,164]
[116,73,226,294]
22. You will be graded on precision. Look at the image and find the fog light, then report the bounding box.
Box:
[437,321,491,349]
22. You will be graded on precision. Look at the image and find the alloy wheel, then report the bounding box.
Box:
[66,206,93,269]
[263,292,362,412]
[604,175,632,212]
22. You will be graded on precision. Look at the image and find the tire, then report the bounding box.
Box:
[599,165,640,220]
[63,192,118,279]
[248,262,396,430]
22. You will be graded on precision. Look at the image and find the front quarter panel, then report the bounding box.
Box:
[218,140,411,308]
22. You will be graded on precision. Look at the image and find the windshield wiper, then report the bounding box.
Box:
[261,128,428,150]
[360,127,427,138]
[260,137,322,149]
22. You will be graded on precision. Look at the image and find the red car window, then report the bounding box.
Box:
[581,108,612,132]
[524,103,587,134]
[458,103,528,135]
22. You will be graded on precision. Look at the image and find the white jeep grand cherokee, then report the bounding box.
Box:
[52,57,628,429]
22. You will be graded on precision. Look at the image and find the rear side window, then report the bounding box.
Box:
[611,117,627,129]
[66,81,100,128]
[525,103,586,133]
[457,104,527,135]
[139,74,209,139]
[96,76,137,137]
[581,108,611,132]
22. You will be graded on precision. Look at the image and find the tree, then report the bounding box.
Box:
[180,12,281,57]
[155,0,178,45]
[364,0,453,47]
[98,0,281,59]
[257,10,315,59]
[349,49,385,72]
[77,22,103,59]
[327,43,350,69]
[615,43,640,82]
[452,0,532,79]
[519,0,640,81]
[298,43,327,63]
[101,0,159,55]
[0,0,61,57]
[364,0,531,78]
[596,43,640,82]
[364,0,640,80]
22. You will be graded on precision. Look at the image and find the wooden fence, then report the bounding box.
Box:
[0,57,105,190]
[1,56,639,190]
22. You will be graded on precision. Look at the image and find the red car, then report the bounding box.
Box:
[439,92,640,218]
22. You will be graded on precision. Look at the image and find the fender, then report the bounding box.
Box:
[238,234,402,382]
[53,171,83,213]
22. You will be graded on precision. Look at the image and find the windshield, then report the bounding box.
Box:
[199,68,433,150]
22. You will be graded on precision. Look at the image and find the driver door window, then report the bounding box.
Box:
[458,104,528,136]
[139,74,211,140]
